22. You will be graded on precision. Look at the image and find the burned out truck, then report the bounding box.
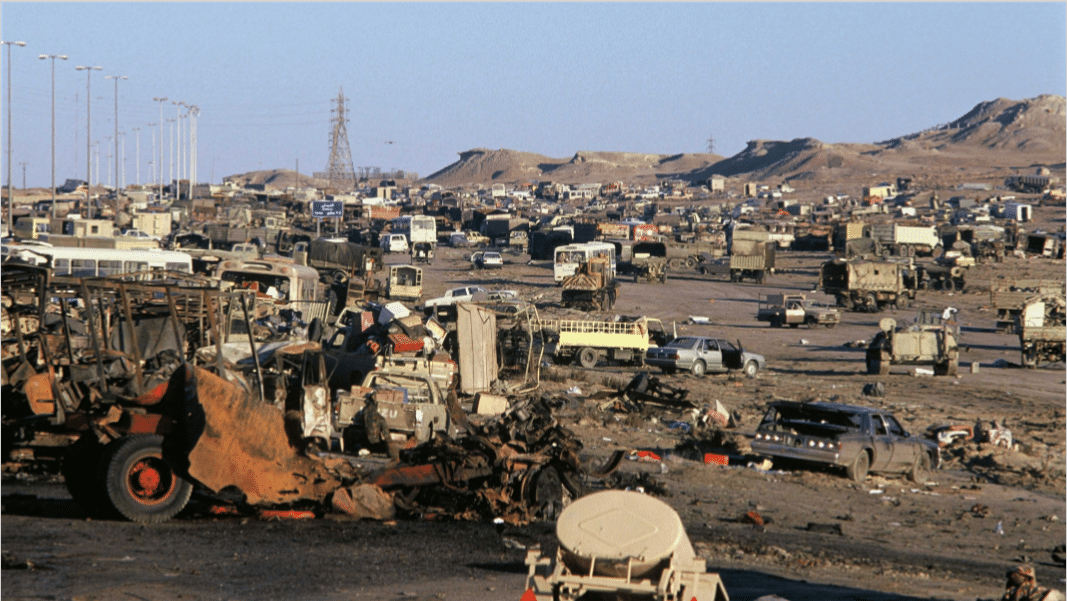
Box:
[756,293,840,328]
[865,315,959,376]
[819,258,918,312]
[1017,293,1066,368]
[561,256,619,311]
[991,279,1065,333]
[727,238,775,283]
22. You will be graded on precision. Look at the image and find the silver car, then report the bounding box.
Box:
[645,336,765,377]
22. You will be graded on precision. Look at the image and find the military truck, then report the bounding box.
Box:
[561,256,619,311]
[865,315,959,376]
[728,238,775,283]
[1017,293,1066,368]
[819,258,918,312]
[991,279,1065,333]
[756,293,840,328]
[539,316,669,369]
[610,240,668,283]
[869,223,943,257]
[523,490,730,601]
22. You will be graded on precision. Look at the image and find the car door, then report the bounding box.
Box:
[869,414,898,472]
[884,415,917,471]
[703,338,725,372]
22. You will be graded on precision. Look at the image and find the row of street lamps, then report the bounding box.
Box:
[1,40,200,231]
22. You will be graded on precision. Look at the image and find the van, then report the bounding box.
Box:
[379,233,409,254]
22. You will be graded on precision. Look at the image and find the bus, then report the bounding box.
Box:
[391,215,437,248]
[215,257,330,322]
[2,244,193,278]
[553,241,616,283]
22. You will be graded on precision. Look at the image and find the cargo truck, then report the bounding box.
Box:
[869,223,942,257]
[728,239,775,283]
[819,258,918,312]
[539,316,669,369]
[1017,293,1066,368]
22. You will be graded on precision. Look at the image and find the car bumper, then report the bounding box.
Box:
[750,440,844,466]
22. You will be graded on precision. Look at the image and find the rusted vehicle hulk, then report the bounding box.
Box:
[523,490,729,601]
[750,401,939,483]
[991,279,1065,334]
[865,315,959,376]
[1017,293,1066,368]
[561,257,619,311]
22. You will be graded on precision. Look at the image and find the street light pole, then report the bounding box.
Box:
[3,40,27,235]
[75,64,102,217]
[39,52,68,218]
[166,118,175,201]
[105,74,126,204]
[132,126,140,186]
[172,100,185,200]
[152,96,167,202]
[188,105,199,196]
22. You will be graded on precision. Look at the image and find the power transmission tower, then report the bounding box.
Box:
[325,87,356,191]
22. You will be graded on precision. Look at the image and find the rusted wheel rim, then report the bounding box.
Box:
[127,456,177,506]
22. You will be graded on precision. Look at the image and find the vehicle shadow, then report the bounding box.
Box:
[1,492,87,520]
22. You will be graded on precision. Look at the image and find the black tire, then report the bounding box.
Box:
[893,295,910,310]
[864,293,879,313]
[908,452,931,483]
[805,316,818,329]
[743,360,759,378]
[62,436,107,514]
[307,317,323,343]
[943,278,955,292]
[102,434,193,524]
[690,360,706,377]
[578,347,598,369]
[847,451,870,482]
[699,266,708,276]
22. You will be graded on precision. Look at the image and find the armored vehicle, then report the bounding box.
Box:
[865,314,959,376]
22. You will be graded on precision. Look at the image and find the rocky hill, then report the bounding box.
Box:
[228,95,1065,189]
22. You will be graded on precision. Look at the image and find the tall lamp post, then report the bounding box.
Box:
[75,64,102,217]
[39,52,68,218]
[166,117,176,201]
[131,126,140,186]
[152,96,166,201]
[3,40,27,235]
[172,100,185,200]
[104,74,126,204]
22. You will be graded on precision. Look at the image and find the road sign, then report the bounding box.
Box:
[312,200,344,219]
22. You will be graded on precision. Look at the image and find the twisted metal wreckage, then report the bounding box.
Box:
[1,266,623,524]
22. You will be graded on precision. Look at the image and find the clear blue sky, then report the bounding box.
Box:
[2,3,1065,188]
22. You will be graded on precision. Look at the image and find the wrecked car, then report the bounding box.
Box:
[750,401,939,482]
[336,369,460,450]
[645,336,763,377]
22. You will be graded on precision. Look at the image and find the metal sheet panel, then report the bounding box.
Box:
[455,303,497,394]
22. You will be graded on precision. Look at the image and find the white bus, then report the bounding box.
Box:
[553,241,616,282]
[391,214,437,247]
[2,244,193,277]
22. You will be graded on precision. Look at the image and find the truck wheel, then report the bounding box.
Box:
[1021,352,1037,369]
[846,451,870,482]
[102,434,193,524]
[578,348,598,369]
[908,452,932,483]
[805,316,818,328]
[685,257,696,269]
[943,278,955,292]
[699,266,708,276]
[690,360,706,377]
[62,436,107,514]
[947,359,958,377]
[865,349,881,375]
[893,295,910,310]
[864,293,879,313]
[743,360,759,378]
